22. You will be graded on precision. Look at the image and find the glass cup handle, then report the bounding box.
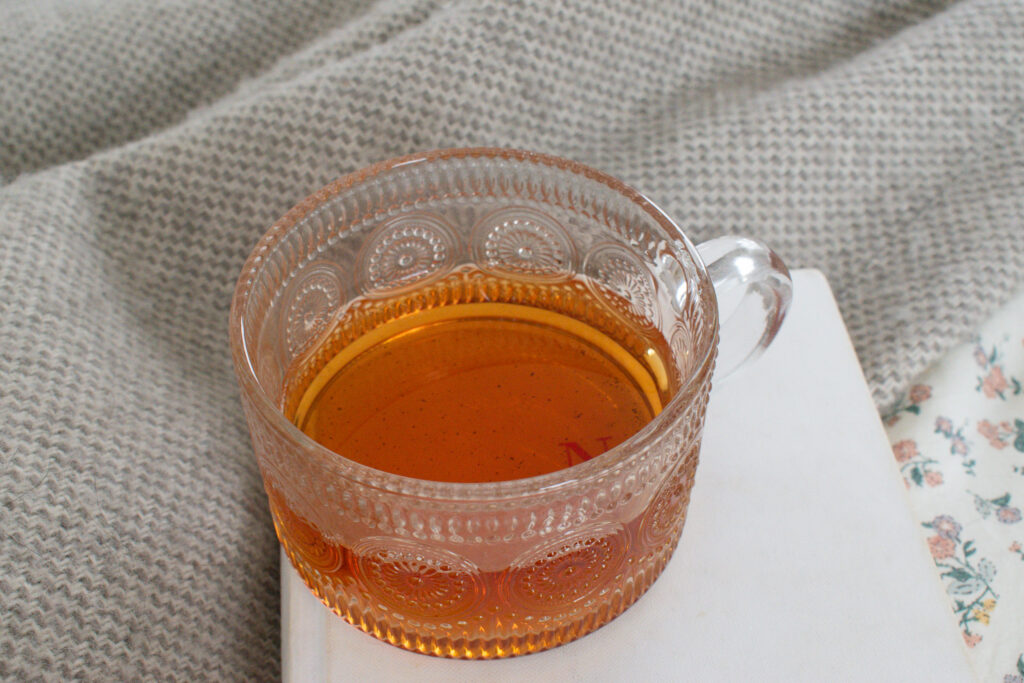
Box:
[695,236,793,381]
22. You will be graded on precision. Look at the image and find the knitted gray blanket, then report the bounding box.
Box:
[2,0,1022,679]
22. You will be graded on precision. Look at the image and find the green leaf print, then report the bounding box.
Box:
[948,578,983,596]
[946,567,972,582]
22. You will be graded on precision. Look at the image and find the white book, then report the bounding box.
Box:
[281,269,975,682]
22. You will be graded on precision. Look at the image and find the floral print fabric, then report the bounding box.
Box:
[885,287,1024,682]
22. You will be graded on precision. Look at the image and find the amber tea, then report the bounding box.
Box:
[289,273,676,483]
[266,269,691,656]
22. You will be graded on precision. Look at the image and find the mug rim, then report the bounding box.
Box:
[229,147,719,501]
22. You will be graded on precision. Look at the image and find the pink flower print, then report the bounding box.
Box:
[908,384,931,404]
[1011,541,1022,552]
[893,439,918,464]
[982,366,1009,398]
[931,515,962,540]
[997,507,1022,524]
[928,535,955,559]
[974,346,989,368]
[1003,675,1023,683]
[962,632,981,648]
[933,421,978,474]
[924,471,943,487]
[978,420,1007,449]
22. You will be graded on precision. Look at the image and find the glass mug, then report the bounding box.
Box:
[230,148,791,659]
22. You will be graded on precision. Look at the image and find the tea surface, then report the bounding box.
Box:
[292,300,665,482]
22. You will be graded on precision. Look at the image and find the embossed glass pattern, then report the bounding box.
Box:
[230,148,791,658]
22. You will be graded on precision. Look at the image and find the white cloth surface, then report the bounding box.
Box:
[885,286,1024,682]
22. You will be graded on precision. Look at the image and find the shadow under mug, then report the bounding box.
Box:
[230,148,792,659]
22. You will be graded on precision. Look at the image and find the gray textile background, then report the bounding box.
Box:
[1,0,1022,678]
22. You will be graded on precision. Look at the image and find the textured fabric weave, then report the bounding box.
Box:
[1,0,1022,679]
